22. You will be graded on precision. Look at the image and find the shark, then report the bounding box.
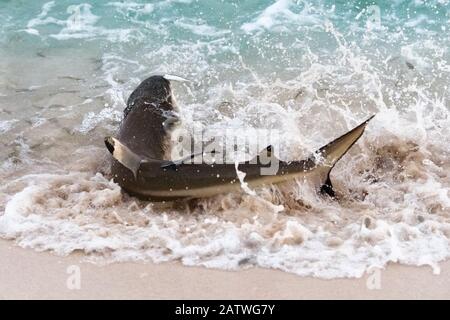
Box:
[104,74,373,201]
[105,75,373,201]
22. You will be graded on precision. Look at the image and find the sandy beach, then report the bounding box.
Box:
[0,240,448,300]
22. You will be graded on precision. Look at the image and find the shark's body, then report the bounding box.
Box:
[106,75,373,201]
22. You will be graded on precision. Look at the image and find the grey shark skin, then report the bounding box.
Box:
[106,76,374,200]
[116,75,179,161]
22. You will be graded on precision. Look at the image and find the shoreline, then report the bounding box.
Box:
[1,240,449,299]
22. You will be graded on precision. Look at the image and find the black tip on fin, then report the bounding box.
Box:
[315,115,375,199]
[104,137,115,154]
[320,175,335,198]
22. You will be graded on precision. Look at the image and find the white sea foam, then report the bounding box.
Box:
[25,2,141,42]
[107,1,154,15]
[0,120,18,134]
[0,145,448,278]
[174,18,230,37]
[235,161,257,196]
[26,1,61,35]
[241,0,322,33]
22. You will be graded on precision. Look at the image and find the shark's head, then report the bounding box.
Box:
[124,74,191,118]
[130,75,172,103]
[124,75,174,118]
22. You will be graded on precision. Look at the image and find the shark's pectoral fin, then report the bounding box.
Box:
[315,115,375,197]
[160,153,202,170]
[104,136,159,179]
[160,150,219,170]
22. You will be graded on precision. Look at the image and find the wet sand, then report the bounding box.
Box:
[0,240,449,299]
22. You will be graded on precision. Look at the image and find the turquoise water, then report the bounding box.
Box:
[0,1,449,278]
[2,1,449,80]
[0,1,447,81]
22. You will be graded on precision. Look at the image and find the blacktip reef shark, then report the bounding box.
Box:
[105,75,374,201]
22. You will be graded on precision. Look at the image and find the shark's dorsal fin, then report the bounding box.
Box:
[264,145,273,157]
[249,145,277,164]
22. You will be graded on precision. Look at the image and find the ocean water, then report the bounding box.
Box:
[0,0,449,278]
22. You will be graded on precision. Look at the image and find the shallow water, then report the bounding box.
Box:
[0,0,449,278]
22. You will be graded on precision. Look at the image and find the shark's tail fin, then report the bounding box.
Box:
[316,115,375,197]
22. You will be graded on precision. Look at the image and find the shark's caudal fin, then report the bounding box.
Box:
[315,115,375,197]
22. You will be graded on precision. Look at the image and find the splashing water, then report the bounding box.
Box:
[0,0,449,278]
